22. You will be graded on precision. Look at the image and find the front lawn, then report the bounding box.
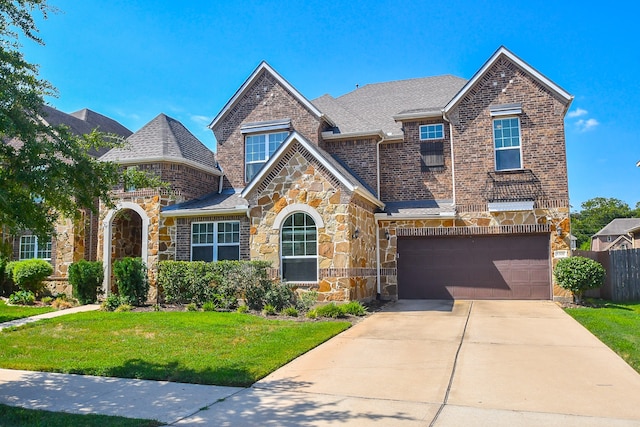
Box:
[0,311,350,386]
[0,403,162,427]
[565,301,640,374]
[0,299,55,323]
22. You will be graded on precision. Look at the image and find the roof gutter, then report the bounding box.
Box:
[161,207,248,218]
[104,156,222,176]
[374,212,456,221]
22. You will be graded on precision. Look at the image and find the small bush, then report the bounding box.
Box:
[315,303,346,318]
[101,294,122,312]
[262,304,277,316]
[7,259,52,295]
[202,301,216,312]
[296,290,318,312]
[342,301,367,316]
[114,304,132,312]
[153,304,161,312]
[282,306,299,317]
[554,256,606,303]
[264,282,295,311]
[306,308,318,319]
[51,298,74,309]
[8,290,35,305]
[113,257,149,306]
[237,305,248,314]
[186,302,198,312]
[68,260,104,305]
[41,296,53,305]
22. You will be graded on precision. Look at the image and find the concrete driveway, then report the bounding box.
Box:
[180,300,640,426]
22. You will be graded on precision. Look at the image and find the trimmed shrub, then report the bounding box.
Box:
[101,294,122,312]
[282,306,299,317]
[315,302,347,318]
[342,301,367,316]
[113,257,149,306]
[554,256,606,303]
[263,282,295,311]
[202,301,216,312]
[7,259,53,295]
[296,290,318,312]
[9,290,35,305]
[68,260,104,305]
[262,304,276,316]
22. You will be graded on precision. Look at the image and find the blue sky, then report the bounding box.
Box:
[21,0,639,211]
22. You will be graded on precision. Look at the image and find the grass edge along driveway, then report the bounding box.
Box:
[0,310,350,387]
[565,301,640,374]
[0,299,55,323]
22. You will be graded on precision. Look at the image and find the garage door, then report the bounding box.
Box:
[397,234,550,300]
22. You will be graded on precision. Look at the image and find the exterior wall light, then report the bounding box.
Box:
[384,230,390,240]
[556,226,563,236]
[352,228,360,239]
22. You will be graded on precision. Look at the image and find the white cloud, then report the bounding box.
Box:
[190,115,211,128]
[576,118,599,132]
[568,108,588,118]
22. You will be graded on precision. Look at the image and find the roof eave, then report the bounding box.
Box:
[392,110,444,121]
[321,129,386,140]
[102,156,222,176]
[161,207,248,218]
[375,212,456,221]
[209,61,326,130]
[443,46,573,114]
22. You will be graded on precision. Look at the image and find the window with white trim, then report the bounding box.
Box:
[281,213,317,282]
[191,221,240,261]
[493,117,522,171]
[19,235,52,260]
[245,131,289,182]
[419,123,444,140]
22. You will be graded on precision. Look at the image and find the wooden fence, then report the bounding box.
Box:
[574,249,640,301]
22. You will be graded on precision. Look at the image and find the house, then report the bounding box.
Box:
[590,218,640,251]
[14,46,575,302]
[629,225,640,249]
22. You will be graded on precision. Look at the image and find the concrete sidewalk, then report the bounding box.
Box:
[1,300,640,426]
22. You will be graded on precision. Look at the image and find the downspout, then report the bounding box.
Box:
[217,164,224,194]
[376,136,385,297]
[442,111,456,206]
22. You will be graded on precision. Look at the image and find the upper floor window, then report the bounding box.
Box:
[245,131,289,182]
[191,221,240,261]
[493,117,522,171]
[419,124,444,140]
[20,235,52,261]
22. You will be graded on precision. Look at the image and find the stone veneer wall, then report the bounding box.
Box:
[378,204,571,300]
[97,190,176,302]
[245,143,378,302]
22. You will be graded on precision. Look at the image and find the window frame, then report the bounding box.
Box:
[190,221,240,262]
[419,123,444,141]
[280,212,318,283]
[245,131,289,182]
[493,117,523,171]
[19,235,52,261]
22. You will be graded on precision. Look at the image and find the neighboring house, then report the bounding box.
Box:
[12,46,575,302]
[629,225,640,249]
[590,218,640,251]
[9,106,133,292]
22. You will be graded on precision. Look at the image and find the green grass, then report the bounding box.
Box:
[0,403,163,426]
[565,301,640,373]
[0,300,55,323]
[0,311,350,387]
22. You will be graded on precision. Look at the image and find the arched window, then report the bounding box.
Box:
[281,212,317,282]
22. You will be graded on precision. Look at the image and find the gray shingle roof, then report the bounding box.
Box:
[312,75,467,136]
[100,113,217,170]
[69,108,133,138]
[594,218,640,236]
[162,190,247,213]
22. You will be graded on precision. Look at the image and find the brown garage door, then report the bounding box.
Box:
[397,234,550,300]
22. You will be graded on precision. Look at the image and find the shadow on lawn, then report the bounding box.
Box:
[101,358,255,387]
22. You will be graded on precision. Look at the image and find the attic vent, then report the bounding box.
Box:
[489,103,522,117]
[241,118,291,134]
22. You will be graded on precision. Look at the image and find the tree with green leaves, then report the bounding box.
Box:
[571,197,637,249]
[0,1,161,241]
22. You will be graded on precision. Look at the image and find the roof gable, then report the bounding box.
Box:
[100,113,219,174]
[209,61,331,130]
[444,46,573,114]
[241,131,383,208]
